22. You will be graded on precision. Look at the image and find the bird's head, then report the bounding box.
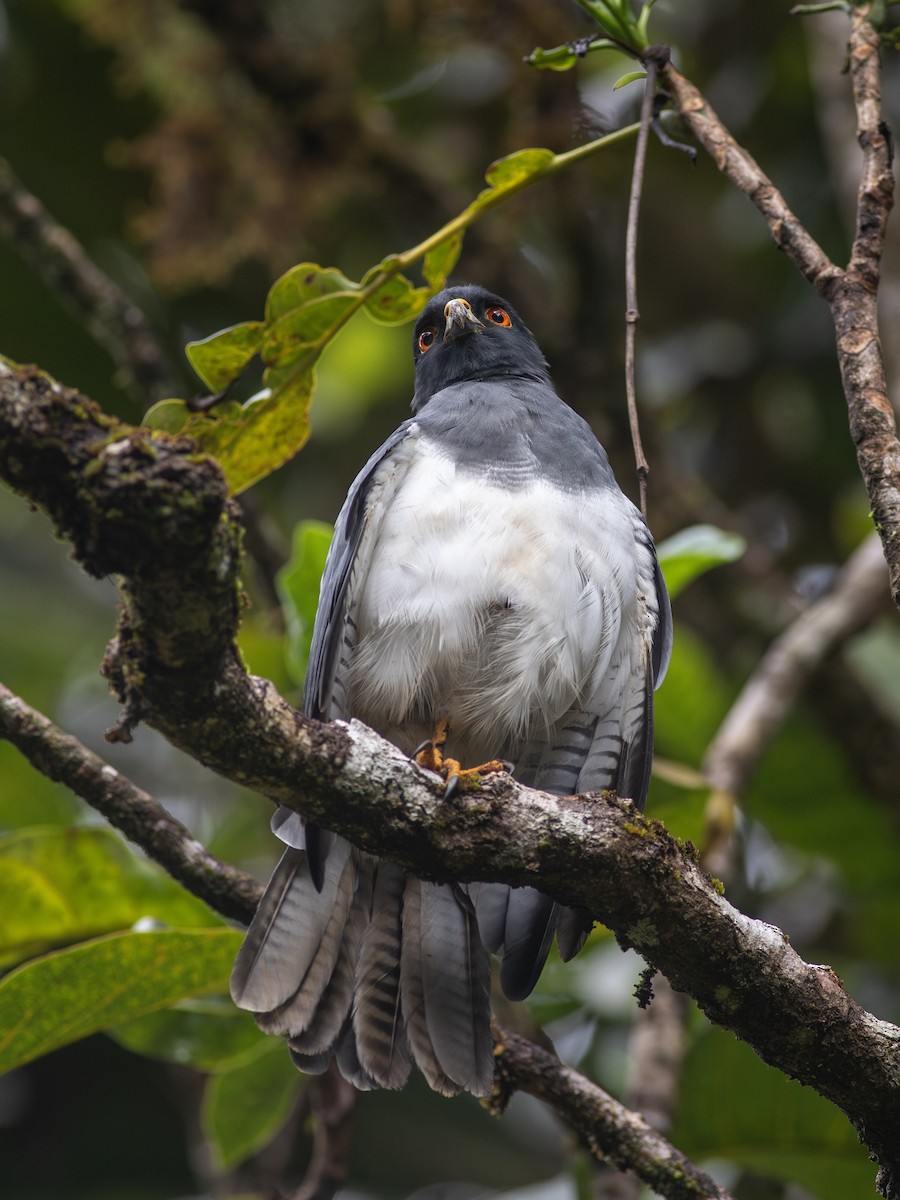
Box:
[411,284,551,412]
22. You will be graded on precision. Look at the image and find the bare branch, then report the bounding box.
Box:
[2,364,900,1195]
[623,54,663,517]
[703,532,889,800]
[493,1025,732,1200]
[0,682,261,925]
[0,677,730,1200]
[0,157,179,406]
[659,10,900,610]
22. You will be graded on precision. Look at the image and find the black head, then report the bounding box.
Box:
[411,284,551,412]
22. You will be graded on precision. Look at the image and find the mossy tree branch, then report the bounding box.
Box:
[2,362,900,1195]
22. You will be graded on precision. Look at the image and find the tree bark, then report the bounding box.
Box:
[3,360,900,1196]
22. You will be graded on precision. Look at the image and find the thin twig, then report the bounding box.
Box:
[624,54,664,518]
[0,157,179,407]
[0,682,262,925]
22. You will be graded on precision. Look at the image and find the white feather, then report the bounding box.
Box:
[344,439,656,766]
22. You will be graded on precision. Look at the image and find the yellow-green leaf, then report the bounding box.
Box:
[0,927,242,1072]
[202,1039,305,1169]
[186,321,265,392]
[189,369,315,496]
[141,398,191,434]
[423,234,464,290]
[483,148,556,194]
[360,264,431,325]
[262,292,358,369]
[265,263,358,322]
[613,70,647,90]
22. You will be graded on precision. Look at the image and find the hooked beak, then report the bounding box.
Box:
[443,297,484,341]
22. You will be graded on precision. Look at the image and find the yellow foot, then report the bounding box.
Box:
[414,719,508,796]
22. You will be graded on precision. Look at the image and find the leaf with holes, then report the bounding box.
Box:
[362,266,431,325]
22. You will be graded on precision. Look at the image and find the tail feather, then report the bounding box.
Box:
[418,882,493,1095]
[230,839,352,1013]
[402,880,493,1096]
[335,1020,382,1091]
[498,888,558,1003]
[352,861,412,1089]
[284,858,375,1052]
[253,844,357,1036]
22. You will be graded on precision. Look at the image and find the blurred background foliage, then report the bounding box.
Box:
[1,0,899,1197]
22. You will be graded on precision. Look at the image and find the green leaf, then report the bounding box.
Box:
[141,398,190,434]
[111,1000,266,1071]
[265,262,359,322]
[483,148,556,194]
[186,321,265,393]
[0,927,242,1072]
[613,70,647,90]
[423,233,463,290]
[525,38,618,71]
[656,523,746,599]
[188,368,315,496]
[0,826,222,969]
[202,1039,305,1169]
[653,626,732,766]
[262,292,359,369]
[675,1024,874,1199]
[362,266,430,325]
[574,0,642,46]
[278,520,334,687]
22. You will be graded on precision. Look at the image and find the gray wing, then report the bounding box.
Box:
[470,512,673,1000]
[304,418,418,722]
[271,419,419,885]
[516,516,672,808]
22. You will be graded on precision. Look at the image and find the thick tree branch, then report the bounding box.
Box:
[0,679,732,1200]
[2,365,900,1194]
[0,157,179,406]
[660,9,900,609]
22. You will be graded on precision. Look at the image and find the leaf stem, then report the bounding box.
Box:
[275,122,642,397]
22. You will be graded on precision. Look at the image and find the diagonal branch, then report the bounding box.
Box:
[659,7,900,610]
[703,531,889,801]
[2,363,900,1194]
[0,679,733,1200]
[0,681,260,925]
[0,157,179,407]
[492,1026,731,1200]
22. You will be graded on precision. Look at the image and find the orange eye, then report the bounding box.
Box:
[486,307,512,327]
[418,328,437,353]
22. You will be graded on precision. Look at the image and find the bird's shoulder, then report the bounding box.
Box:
[413,377,617,493]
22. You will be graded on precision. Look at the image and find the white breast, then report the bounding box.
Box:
[344,436,652,761]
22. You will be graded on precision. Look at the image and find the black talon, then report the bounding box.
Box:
[442,775,460,801]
